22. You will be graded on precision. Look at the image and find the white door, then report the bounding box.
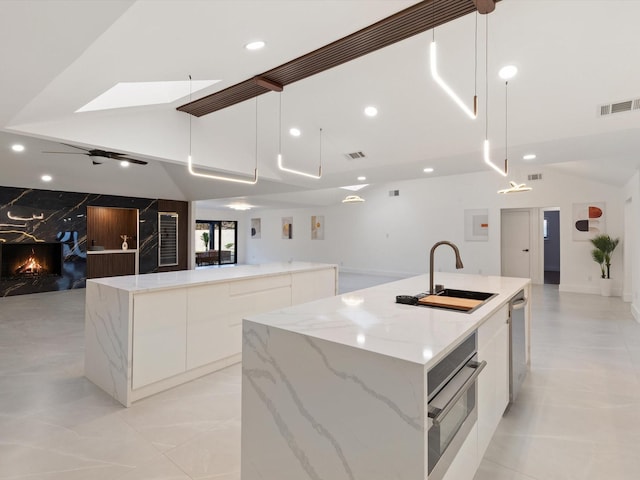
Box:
[501,210,531,278]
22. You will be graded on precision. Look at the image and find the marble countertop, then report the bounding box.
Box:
[86,262,337,293]
[245,272,530,368]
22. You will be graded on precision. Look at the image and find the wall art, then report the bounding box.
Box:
[282,217,293,239]
[311,215,324,240]
[572,202,605,241]
[464,209,489,241]
[250,218,261,239]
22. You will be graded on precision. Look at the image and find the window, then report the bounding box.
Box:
[194,220,237,266]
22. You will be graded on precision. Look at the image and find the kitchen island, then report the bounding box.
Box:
[241,272,530,480]
[84,262,337,406]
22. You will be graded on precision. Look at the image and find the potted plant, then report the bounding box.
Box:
[201,231,210,250]
[590,234,619,297]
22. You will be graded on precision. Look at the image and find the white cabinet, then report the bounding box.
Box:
[86,264,338,406]
[186,283,235,370]
[132,289,187,389]
[477,304,509,462]
[291,269,336,304]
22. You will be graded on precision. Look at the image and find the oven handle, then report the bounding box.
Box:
[428,360,487,426]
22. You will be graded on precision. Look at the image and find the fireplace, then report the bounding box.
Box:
[0,243,63,279]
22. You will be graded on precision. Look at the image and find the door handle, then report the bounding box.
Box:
[522,249,529,252]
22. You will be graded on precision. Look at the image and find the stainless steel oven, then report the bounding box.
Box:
[427,332,486,480]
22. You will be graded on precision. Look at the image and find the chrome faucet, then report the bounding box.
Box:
[429,241,464,294]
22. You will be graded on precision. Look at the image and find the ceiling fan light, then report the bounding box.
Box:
[120,160,130,167]
[342,195,365,203]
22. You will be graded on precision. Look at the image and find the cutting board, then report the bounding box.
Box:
[418,295,483,311]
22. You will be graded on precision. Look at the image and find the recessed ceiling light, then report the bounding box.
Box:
[228,203,252,211]
[523,154,536,160]
[289,127,301,137]
[499,65,518,80]
[357,176,366,181]
[120,160,130,167]
[245,40,266,51]
[364,106,378,117]
[423,167,434,173]
[41,174,52,182]
[11,144,25,152]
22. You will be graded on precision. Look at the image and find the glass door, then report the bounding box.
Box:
[194,220,237,266]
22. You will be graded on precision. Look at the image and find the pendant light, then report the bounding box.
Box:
[186,75,258,184]
[482,16,507,177]
[276,92,322,179]
[497,78,532,194]
[430,12,478,119]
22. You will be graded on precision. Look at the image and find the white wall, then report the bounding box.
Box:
[245,167,625,295]
[623,170,640,320]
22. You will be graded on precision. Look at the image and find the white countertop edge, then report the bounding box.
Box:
[86,262,337,293]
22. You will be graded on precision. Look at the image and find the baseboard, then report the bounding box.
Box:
[559,283,623,297]
[558,284,600,295]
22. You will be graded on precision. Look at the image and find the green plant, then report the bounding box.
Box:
[201,231,210,250]
[590,234,619,279]
[224,242,234,249]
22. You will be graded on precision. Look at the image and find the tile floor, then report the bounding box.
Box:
[0,275,638,480]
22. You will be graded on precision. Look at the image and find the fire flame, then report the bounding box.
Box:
[14,250,45,275]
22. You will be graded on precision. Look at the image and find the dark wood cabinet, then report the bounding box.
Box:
[86,252,136,279]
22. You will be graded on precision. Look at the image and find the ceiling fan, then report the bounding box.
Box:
[42,143,148,166]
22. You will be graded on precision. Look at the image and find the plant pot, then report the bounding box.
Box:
[600,278,612,297]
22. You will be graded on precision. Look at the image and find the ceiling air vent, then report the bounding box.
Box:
[345,151,366,160]
[389,190,399,197]
[527,173,543,181]
[598,97,640,117]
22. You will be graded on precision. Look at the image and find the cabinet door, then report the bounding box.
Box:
[291,268,336,305]
[186,283,235,370]
[132,290,187,389]
[477,306,509,461]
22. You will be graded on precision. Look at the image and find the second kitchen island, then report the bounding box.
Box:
[242,272,530,480]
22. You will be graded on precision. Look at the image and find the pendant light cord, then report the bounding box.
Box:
[474,12,478,98]
[485,15,489,139]
[505,80,508,163]
[189,74,192,158]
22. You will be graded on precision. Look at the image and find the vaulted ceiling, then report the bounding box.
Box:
[1,0,639,207]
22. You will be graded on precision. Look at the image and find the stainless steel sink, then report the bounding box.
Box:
[433,289,496,302]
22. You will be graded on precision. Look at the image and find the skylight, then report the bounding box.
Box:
[76,80,220,113]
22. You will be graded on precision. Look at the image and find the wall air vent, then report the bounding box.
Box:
[598,97,640,117]
[527,173,543,181]
[389,190,399,197]
[345,151,366,160]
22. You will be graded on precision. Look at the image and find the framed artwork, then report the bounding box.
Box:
[282,217,293,239]
[250,218,261,239]
[311,215,324,240]
[572,202,605,241]
[464,209,489,241]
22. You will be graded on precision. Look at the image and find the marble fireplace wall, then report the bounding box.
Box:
[0,185,159,296]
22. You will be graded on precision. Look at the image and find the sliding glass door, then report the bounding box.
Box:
[194,220,237,266]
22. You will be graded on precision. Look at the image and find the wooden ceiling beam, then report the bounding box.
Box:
[177,0,500,117]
